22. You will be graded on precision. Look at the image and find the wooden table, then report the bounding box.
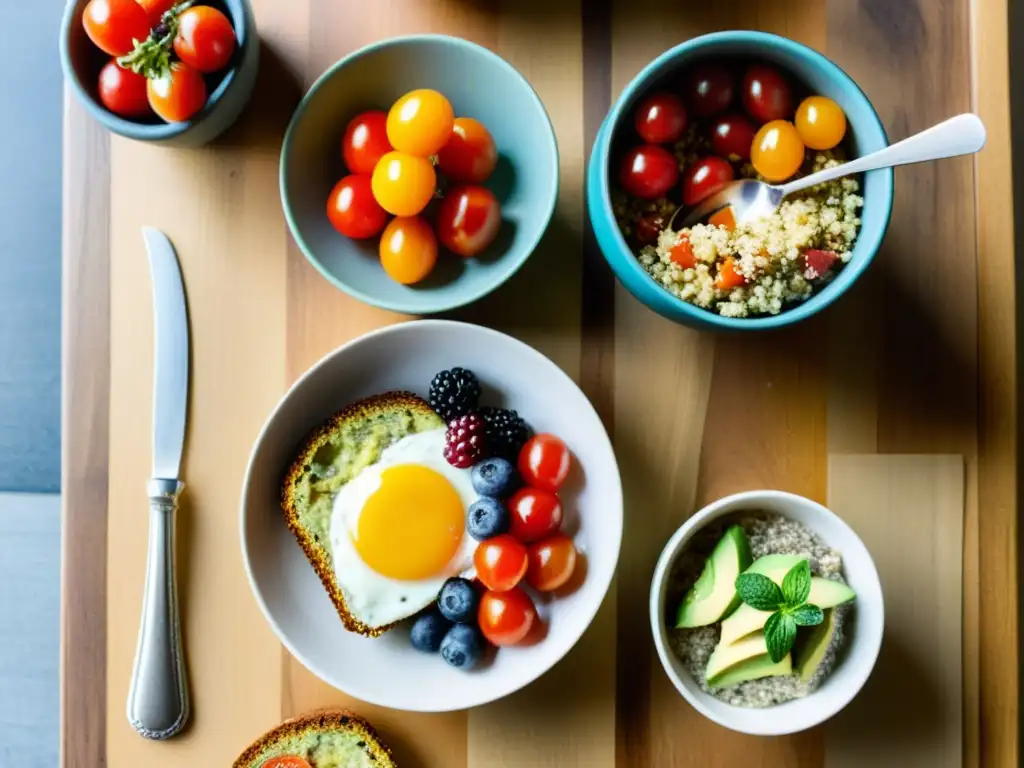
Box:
[61,1,1019,766]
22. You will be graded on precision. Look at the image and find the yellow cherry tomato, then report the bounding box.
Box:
[379,216,438,285]
[386,89,455,157]
[795,96,847,150]
[371,151,437,216]
[751,120,805,182]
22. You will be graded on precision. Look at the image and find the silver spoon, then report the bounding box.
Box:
[669,113,987,231]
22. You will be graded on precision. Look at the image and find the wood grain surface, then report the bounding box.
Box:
[60,1,1018,766]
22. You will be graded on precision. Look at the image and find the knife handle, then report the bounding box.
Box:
[126,478,190,740]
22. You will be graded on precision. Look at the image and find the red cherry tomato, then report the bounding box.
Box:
[342,111,392,175]
[436,117,498,183]
[82,0,151,57]
[97,60,151,118]
[326,175,388,239]
[685,64,735,117]
[634,92,688,144]
[478,587,537,646]
[526,534,578,592]
[635,213,667,245]
[137,0,178,24]
[518,433,571,492]
[147,62,207,123]
[508,488,563,543]
[473,535,528,592]
[742,64,794,124]
[682,156,734,207]
[173,6,236,73]
[709,114,757,162]
[618,145,678,200]
[435,185,501,258]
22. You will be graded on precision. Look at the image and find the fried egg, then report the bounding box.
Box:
[329,428,477,628]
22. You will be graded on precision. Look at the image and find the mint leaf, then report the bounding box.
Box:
[735,573,784,611]
[782,560,811,606]
[792,603,824,626]
[764,611,797,663]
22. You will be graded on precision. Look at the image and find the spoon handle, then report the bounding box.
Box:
[778,113,986,197]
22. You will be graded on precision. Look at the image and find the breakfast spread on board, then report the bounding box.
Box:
[613,59,863,317]
[82,0,237,122]
[666,514,856,707]
[326,89,503,285]
[280,367,582,672]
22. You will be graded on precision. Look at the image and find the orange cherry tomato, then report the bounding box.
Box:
[263,758,313,768]
[326,175,388,239]
[434,185,501,258]
[473,534,528,592]
[82,0,151,57]
[750,120,805,182]
[379,216,437,285]
[436,117,498,183]
[137,0,177,24]
[526,534,577,592]
[174,6,236,73]
[97,60,151,118]
[795,96,847,151]
[371,151,436,216]
[147,62,207,123]
[478,587,537,646]
[342,110,392,175]
[518,433,571,492]
[386,89,455,157]
[715,257,745,290]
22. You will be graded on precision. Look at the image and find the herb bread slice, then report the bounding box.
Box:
[233,709,396,768]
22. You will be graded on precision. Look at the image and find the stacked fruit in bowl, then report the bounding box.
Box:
[327,90,504,286]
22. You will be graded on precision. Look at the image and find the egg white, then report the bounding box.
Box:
[329,428,477,629]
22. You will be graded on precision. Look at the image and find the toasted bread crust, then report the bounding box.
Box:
[280,391,440,637]
[233,708,395,768]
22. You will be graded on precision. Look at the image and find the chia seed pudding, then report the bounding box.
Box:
[667,512,852,708]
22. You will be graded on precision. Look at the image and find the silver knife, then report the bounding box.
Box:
[126,227,191,740]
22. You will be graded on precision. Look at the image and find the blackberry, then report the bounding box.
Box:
[429,367,481,422]
[479,407,530,460]
[443,413,487,468]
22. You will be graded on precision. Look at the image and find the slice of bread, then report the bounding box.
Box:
[233,708,396,768]
[280,391,444,637]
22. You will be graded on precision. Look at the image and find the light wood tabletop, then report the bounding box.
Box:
[62,0,1018,766]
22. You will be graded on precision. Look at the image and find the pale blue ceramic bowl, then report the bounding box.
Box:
[280,35,559,315]
[588,31,894,330]
[60,0,259,147]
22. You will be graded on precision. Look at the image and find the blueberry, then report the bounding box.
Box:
[438,577,480,624]
[410,609,452,653]
[471,457,519,498]
[440,623,485,670]
[467,497,510,541]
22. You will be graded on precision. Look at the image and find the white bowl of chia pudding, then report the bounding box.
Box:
[650,489,883,735]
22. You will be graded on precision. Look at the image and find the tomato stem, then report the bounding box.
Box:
[116,0,195,79]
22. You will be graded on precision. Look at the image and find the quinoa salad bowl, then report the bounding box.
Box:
[649,490,883,735]
[587,31,894,330]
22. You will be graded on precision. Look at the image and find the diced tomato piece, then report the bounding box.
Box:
[715,257,745,290]
[669,237,696,268]
[708,206,736,232]
[803,249,838,279]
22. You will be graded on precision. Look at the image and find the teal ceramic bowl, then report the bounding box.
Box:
[587,31,894,330]
[60,0,259,147]
[280,35,559,315]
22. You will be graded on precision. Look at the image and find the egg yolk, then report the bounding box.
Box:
[353,464,464,580]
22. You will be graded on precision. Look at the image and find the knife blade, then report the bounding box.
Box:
[143,226,189,480]
[127,227,191,740]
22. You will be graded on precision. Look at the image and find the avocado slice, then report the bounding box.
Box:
[745,553,805,576]
[705,633,793,688]
[720,575,855,645]
[794,608,836,682]
[675,525,753,628]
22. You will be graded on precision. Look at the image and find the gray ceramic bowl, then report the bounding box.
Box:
[280,34,559,315]
[60,0,259,147]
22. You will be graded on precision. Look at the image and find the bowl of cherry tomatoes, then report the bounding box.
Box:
[280,34,559,315]
[60,0,258,147]
[586,31,894,330]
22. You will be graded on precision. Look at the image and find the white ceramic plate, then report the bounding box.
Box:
[649,490,884,735]
[241,320,622,711]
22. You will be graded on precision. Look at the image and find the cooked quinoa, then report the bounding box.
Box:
[667,513,851,708]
